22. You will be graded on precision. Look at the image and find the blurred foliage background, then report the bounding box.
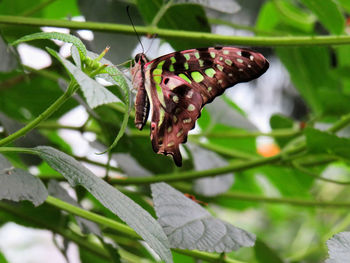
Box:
[1,0,350,262]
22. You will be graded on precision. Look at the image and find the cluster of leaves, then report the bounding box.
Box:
[1,0,350,262]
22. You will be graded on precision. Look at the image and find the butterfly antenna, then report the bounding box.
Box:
[126,5,145,54]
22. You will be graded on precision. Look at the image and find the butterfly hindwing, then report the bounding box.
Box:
[132,47,269,166]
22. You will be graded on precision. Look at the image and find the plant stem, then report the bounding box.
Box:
[0,82,77,147]
[46,195,140,238]
[45,196,247,263]
[2,15,350,46]
[111,154,282,185]
[0,201,152,263]
[327,112,350,133]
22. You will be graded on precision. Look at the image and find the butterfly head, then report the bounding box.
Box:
[133,53,149,66]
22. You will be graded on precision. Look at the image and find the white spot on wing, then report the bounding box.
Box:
[237,58,244,63]
[250,55,254,61]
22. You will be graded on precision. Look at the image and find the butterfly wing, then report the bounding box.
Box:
[144,47,269,166]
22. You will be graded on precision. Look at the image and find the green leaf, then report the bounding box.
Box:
[137,1,211,50]
[305,127,350,159]
[0,72,76,120]
[35,146,173,263]
[276,47,334,114]
[274,0,316,33]
[11,32,87,57]
[0,200,63,229]
[318,89,350,115]
[0,251,8,263]
[0,155,48,206]
[325,231,350,263]
[40,0,80,18]
[300,0,345,34]
[260,166,313,198]
[254,239,284,263]
[151,182,255,252]
[256,2,281,33]
[47,48,120,109]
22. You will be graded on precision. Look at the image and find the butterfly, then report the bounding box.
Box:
[131,47,269,167]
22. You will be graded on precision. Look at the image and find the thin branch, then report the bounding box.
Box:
[45,196,247,263]
[1,15,350,46]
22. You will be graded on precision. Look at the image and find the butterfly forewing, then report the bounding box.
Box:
[132,47,269,166]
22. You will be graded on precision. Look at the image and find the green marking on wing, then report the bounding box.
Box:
[191,71,204,83]
[154,75,162,84]
[205,68,216,78]
[156,84,166,107]
[158,107,165,127]
[184,62,189,70]
[157,60,165,69]
[179,73,191,84]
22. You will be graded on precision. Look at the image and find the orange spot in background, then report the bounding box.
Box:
[257,143,280,157]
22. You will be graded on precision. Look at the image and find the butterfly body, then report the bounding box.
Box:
[131,47,269,166]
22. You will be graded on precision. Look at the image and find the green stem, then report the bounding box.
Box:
[0,82,77,147]
[0,201,153,263]
[0,147,38,155]
[327,112,350,133]
[190,137,257,160]
[213,192,350,208]
[46,196,247,263]
[2,15,350,46]
[46,195,140,238]
[111,154,282,185]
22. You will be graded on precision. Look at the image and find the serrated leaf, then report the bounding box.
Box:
[34,146,173,263]
[11,31,87,56]
[188,144,234,197]
[151,182,255,252]
[48,180,101,236]
[47,48,120,109]
[301,0,345,34]
[173,0,240,14]
[326,232,350,263]
[0,155,48,206]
